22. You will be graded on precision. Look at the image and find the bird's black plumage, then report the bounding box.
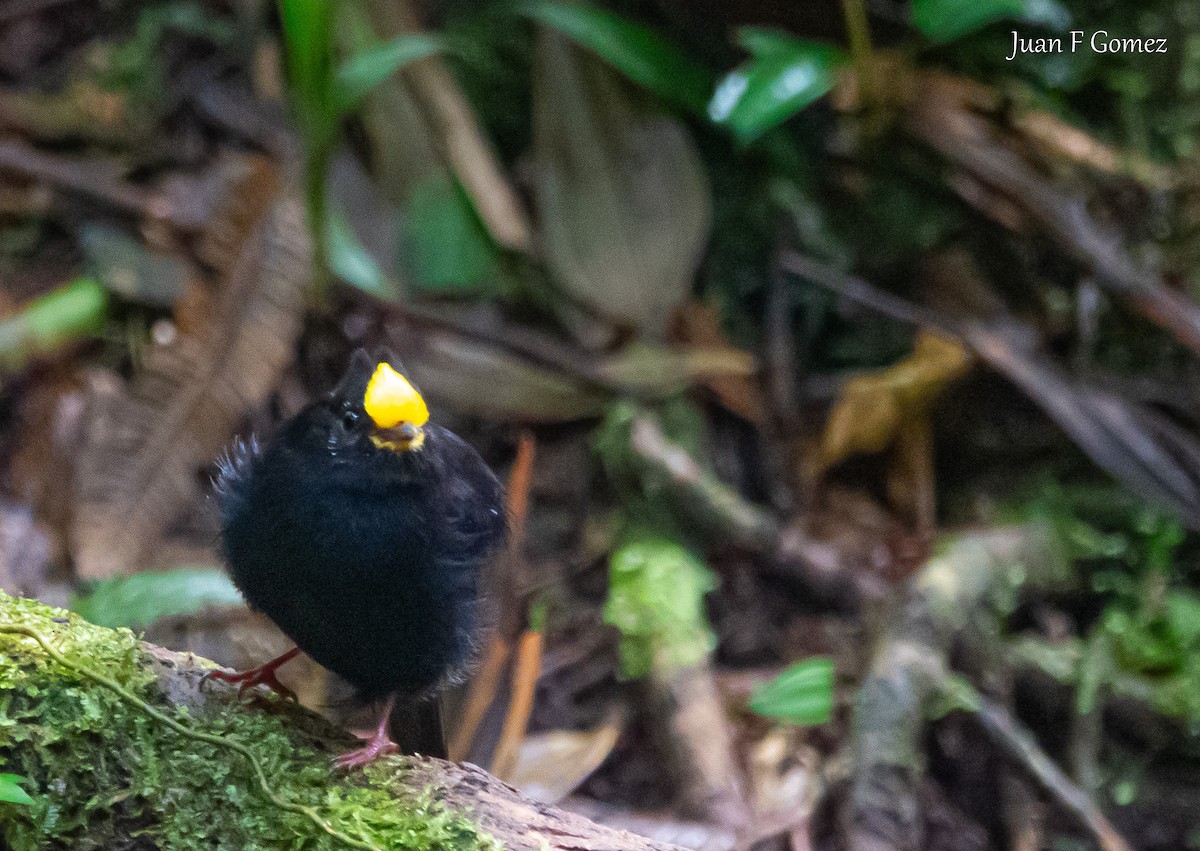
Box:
[216,350,505,716]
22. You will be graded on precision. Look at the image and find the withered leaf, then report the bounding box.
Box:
[398,328,609,423]
[673,301,766,423]
[820,331,971,470]
[73,160,311,578]
[594,342,754,399]
[532,30,711,340]
[506,721,623,804]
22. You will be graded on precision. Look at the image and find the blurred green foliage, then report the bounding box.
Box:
[0,278,108,373]
[912,0,1069,44]
[1023,485,1200,722]
[70,569,243,630]
[103,2,234,109]
[400,176,501,295]
[520,0,712,114]
[603,534,717,679]
[277,0,442,280]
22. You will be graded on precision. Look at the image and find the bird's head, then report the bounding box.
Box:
[328,349,429,455]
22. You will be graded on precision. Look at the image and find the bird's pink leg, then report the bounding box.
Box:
[203,647,301,701]
[334,695,399,770]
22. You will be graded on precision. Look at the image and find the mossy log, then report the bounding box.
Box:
[0,591,682,851]
[847,523,1071,851]
[847,524,1133,851]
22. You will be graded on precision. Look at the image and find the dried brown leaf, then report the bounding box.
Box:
[820,331,971,470]
[72,161,310,578]
[508,722,623,805]
[674,301,766,423]
[393,327,608,423]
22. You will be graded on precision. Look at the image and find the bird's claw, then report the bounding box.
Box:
[333,736,399,770]
[201,650,300,702]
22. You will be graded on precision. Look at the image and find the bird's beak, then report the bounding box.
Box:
[363,363,428,452]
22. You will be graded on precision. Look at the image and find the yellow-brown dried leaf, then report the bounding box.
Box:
[820,332,971,470]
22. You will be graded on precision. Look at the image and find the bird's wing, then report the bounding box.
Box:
[213,435,261,502]
[431,427,507,566]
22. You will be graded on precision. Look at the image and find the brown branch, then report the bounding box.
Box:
[847,525,1076,851]
[975,698,1133,851]
[625,411,882,602]
[907,73,1200,355]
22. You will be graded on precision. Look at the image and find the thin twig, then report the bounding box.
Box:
[0,139,156,219]
[491,628,543,780]
[974,697,1134,851]
[629,414,780,554]
[778,251,960,337]
[908,75,1200,355]
[839,0,875,113]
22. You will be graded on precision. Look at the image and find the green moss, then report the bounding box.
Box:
[603,535,717,680]
[0,591,497,850]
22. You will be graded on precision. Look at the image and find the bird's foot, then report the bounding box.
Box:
[333,734,399,770]
[335,695,400,770]
[202,647,300,701]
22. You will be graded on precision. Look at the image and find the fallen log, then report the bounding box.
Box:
[0,590,681,851]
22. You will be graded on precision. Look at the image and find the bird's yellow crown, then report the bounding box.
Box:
[363,363,429,429]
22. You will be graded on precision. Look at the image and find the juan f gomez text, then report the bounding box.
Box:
[1007,30,1168,61]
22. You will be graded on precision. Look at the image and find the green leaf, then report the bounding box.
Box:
[325,204,396,298]
[1167,591,1200,650]
[520,0,712,114]
[709,29,846,143]
[400,175,497,294]
[71,568,244,629]
[927,671,983,719]
[533,32,711,337]
[911,0,1069,43]
[603,534,717,679]
[278,0,335,138]
[333,34,442,113]
[749,657,834,726]
[0,277,108,372]
[0,774,35,806]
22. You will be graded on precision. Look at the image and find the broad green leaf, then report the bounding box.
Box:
[333,34,442,113]
[520,0,712,114]
[0,774,34,806]
[400,176,497,294]
[912,0,1069,43]
[71,568,244,629]
[603,535,716,679]
[709,29,846,143]
[533,32,711,338]
[749,657,834,726]
[326,204,395,298]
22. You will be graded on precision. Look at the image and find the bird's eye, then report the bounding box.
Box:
[341,410,360,430]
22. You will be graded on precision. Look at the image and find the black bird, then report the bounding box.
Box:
[211,349,506,767]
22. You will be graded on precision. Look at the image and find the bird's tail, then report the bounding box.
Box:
[389,696,447,759]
